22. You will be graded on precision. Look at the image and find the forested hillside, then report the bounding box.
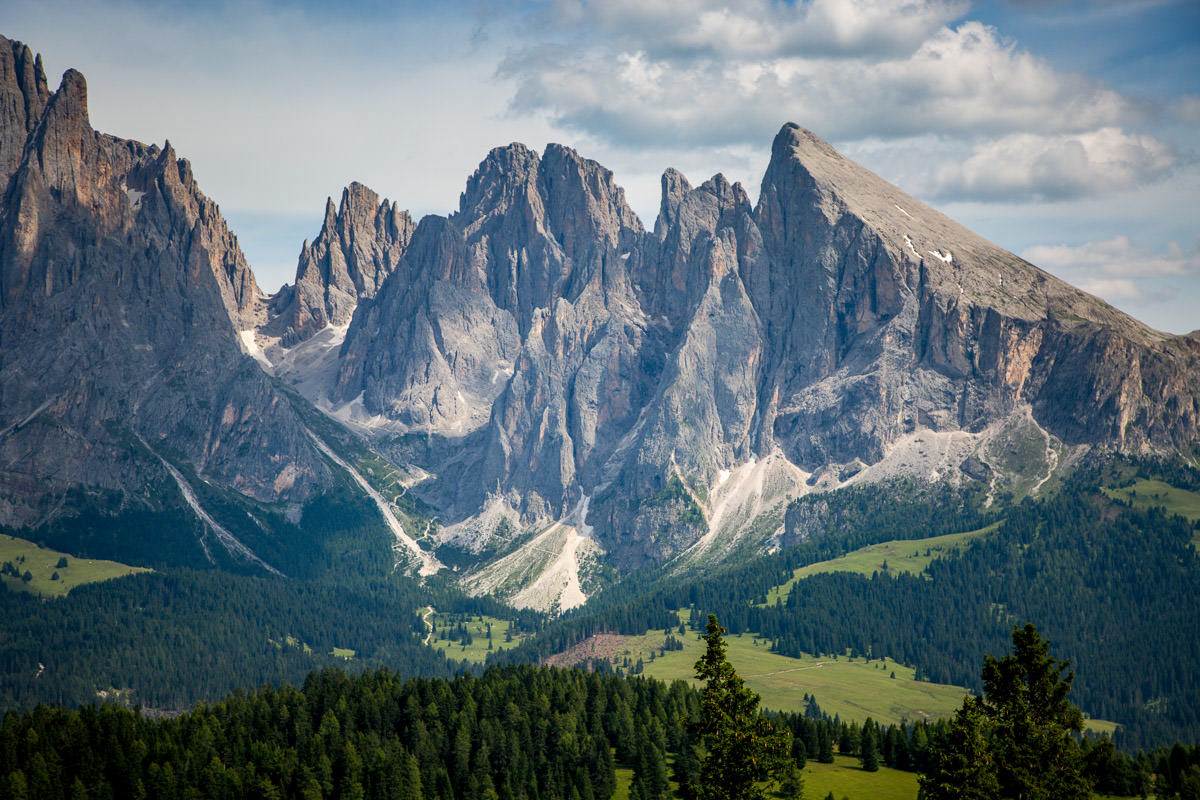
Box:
[493,458,1200,750]
[3,660,1191,799]
[4,454,1199,755]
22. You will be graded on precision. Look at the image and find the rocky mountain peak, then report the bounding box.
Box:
[538,142,643,257]
[269,179,414,345]
[322,123,1199,576]
[0,40,325,539]
[0,35,51,189]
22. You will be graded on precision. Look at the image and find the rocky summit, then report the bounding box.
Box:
[268,182,415,347]
[269,124,1199,584]
[0,37,333,570]
[2,35,1198,607]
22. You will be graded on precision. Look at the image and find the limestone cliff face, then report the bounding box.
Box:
[0,38,326,527]
[749,124,1195,468]
[0,37,49,192]
[272,182,414,345]
[751,125,1198,462]
[333,123,1200,566]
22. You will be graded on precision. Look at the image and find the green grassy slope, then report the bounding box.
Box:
[1104,479,1200,546]
[764,523,1000,605]
[595,621,1115,733]
[803,754,919,800]
[599,627,969,727]
[426,612,517,664]
[0,534,150,597]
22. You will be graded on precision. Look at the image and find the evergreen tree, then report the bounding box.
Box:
[860,718,879,772]
[689,614,788,800]
[775,761,804,799]
[982,623,1089,799]
[919,697,999,799]
[817,724,834,764]
[920,623,1091,799]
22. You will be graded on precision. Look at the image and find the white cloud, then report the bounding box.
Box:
[1023,236,1200,279]
[932,128,1177,201]
[503,12,1140,147]
[1020,236,1200,331]
[1075,278,1144,301]
[539,0,967,60]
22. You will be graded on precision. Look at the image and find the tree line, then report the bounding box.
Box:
[5,618,1198,800]
[492,459,1200,750]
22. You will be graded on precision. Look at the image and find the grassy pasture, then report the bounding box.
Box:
[0,533,150,598]
[610,626,969,728]
[763,522,1001,606]
[804,754,919,799]
[615,753,921,800]
[1104,479,1200,547]
[425,613,516,664]
[601,622,1114,733]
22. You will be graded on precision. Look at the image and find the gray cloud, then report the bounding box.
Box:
[1023,235,1200,279]
[534,0,968,61]
[501,17,1140,147]
[931,129,1178,202]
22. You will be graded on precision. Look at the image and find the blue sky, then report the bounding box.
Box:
[8,0,1199,333]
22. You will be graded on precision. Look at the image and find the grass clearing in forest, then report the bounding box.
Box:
[611,766,634,800]
[425,613,516,664]
[593,623,968,728]
[1104,479,1200,547]
[0,534,150,598]
[763,522,1001,606]
[803,754,919,800]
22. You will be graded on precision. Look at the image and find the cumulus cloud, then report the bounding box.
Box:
[1023,236,1200,279]
[504,7,1140,146]
[932,128,1178,201]
[1073,277,1145,301]
[539,0,967,60]
[1021,236,1200,323]
[500,2,1181,207]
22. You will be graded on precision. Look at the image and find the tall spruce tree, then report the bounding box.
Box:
[860,718,879,772]
[919,696,999,799]
[920,623,1091,799]
[689,614,788,800]
[982,623,1089,799]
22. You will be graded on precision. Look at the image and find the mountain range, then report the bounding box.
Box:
[2,34,1198,612]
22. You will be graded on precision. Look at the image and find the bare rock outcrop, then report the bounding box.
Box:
[0,39,327,528]
[331,123,1200,566]
[271,181,414,345]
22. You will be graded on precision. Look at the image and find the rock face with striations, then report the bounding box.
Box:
[0,36,327,535]
[2,31,1195,573]
[271,181,414,345]
[330,123,1200,567]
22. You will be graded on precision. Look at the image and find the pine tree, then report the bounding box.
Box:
[919,623,1091,799]
[688,614,789,800]
[817,724,834,764]
[775,761,804,799]
[860,718,879,772]
[919,697,998,799]
[982,623,1090,799]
